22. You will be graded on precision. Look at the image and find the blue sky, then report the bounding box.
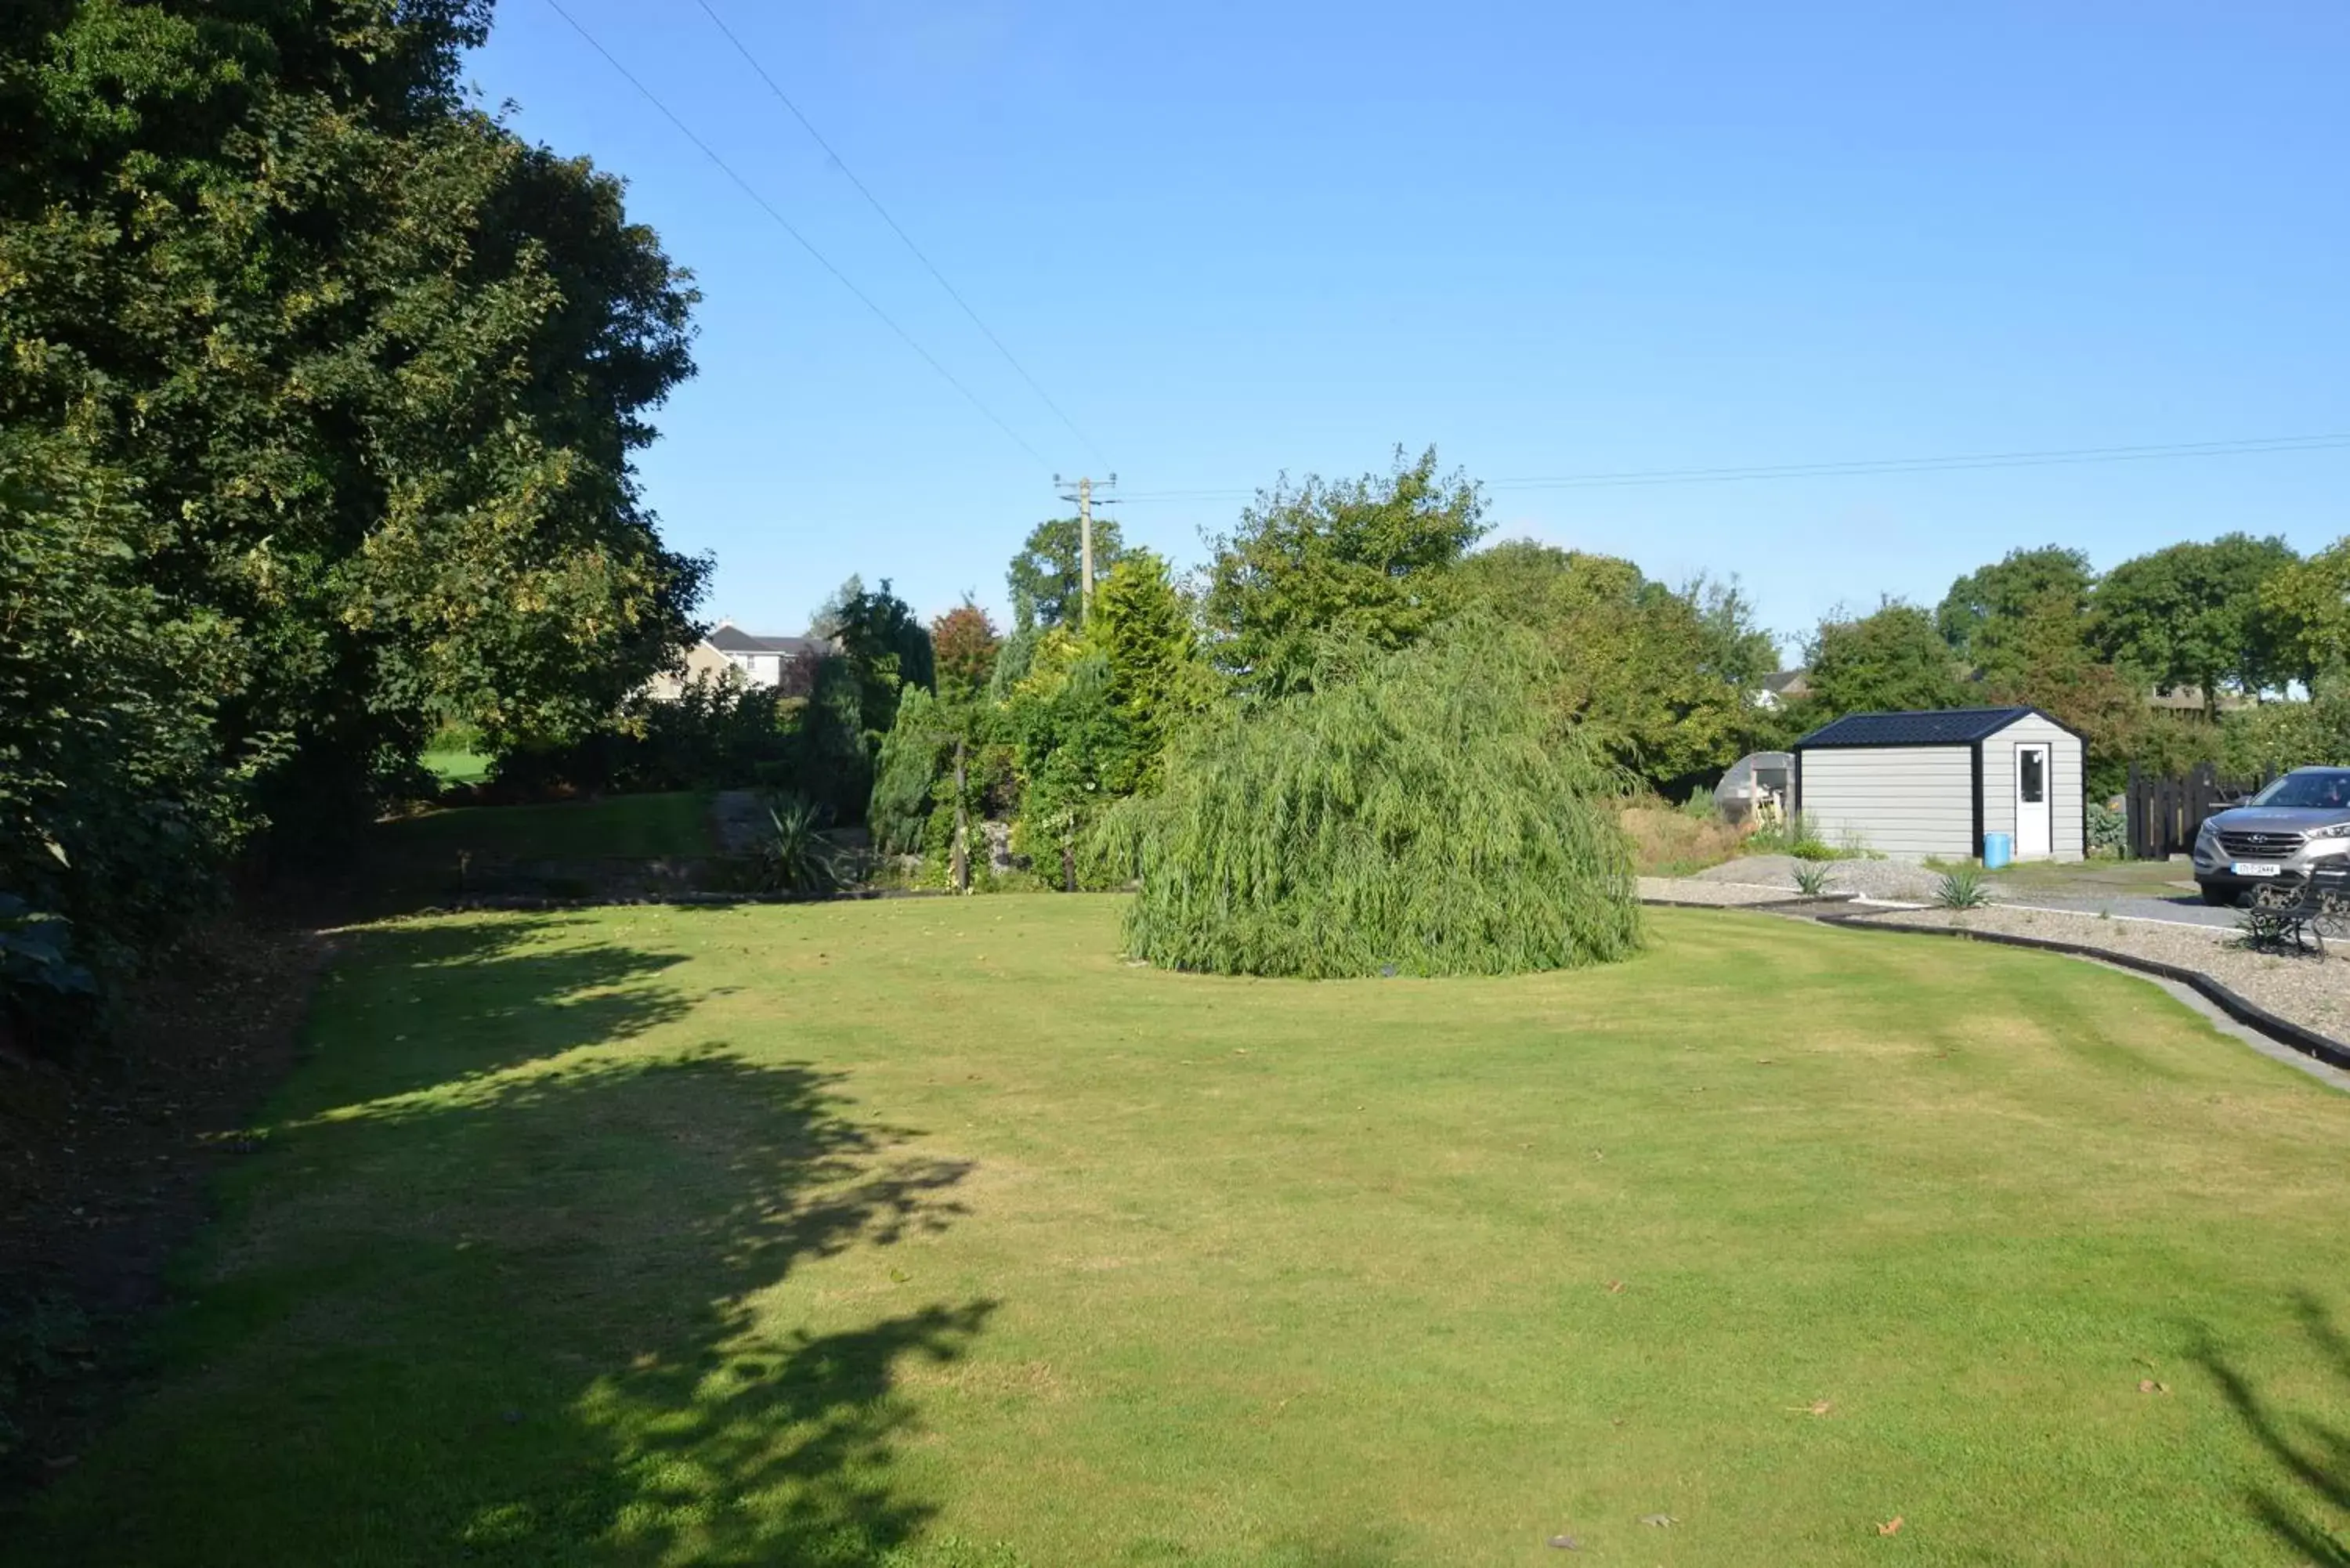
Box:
[470,1,2348,657]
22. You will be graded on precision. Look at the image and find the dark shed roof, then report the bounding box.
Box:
[1795,706,2043,749]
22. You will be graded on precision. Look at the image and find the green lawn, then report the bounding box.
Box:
[421,746,494,788]
[376,791,716,863]
[11,901,2350,1566]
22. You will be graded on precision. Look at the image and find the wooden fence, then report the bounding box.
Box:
[2125,763,2263,860]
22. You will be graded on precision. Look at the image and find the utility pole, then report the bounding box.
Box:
[1054,472,1118,624]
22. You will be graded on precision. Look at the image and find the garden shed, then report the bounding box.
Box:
[1792,707,2084,862]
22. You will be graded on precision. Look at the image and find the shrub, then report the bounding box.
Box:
[1934,864,1991,909]
[1749,811,1841,860]
[1791,864,1833,898]
[1618,804,1743,876]
[870,688,949,856]
[485,659,873,822]
[754,796,842,898]
[1104,621,1643,977]
[2086,800,2127,858]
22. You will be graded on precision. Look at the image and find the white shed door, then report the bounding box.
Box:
[2015,743,2052,858]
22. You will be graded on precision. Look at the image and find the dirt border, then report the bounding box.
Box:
[0,916,332,1502]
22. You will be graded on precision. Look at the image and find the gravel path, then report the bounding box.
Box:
[708,789,768,855]
[1851,902,2350,1047]
[1690,854,1943,903]
[1637,876,1811,907]
[1690,854,2241,928]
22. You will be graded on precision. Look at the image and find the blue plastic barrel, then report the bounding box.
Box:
[1982,832,2013,869]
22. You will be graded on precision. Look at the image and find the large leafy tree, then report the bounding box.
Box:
[2258,536,2350,684]
[1936,546,2095,663]
[1977,590,2155,797]
[0,437,255,1042]
[1687,574,1783,692]
[1459,542,1763,787]
[1201,446,1487,697]
[0,0,707,843]
[1007,515,1126,633]
[1800,602,1969,719]
[2091,534,2298,711]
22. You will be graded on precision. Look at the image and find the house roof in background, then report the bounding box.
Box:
[1795,706,2050,749]
[707,626,830,656]
[2146,685,2250,713]
[1762,669,1811,695]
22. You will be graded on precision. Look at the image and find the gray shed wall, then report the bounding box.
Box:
[1979,714,2086,862]
[1798,746,1975,858]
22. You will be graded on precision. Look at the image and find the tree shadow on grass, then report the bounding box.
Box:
[301,914,699,1101]
[2196,1291,2350,1566]
[9,917,996,1568]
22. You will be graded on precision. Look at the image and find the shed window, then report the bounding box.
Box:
[2020,750,2044,804]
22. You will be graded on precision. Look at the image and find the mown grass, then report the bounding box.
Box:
[421,746,493,788]
[9,901,2350,1565]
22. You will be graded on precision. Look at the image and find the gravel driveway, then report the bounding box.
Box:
[1689,854,1945,902]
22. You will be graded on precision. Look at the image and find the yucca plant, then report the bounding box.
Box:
[1933,863,1990,909]
[1101,618,1643,977]
[1791,864,1833,898]
[757,793,841,898]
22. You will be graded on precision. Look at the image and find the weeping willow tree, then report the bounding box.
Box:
[1104,620,1642,977]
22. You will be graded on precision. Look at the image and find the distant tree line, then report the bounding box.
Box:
[1797,534,2350,794]
[862,447,1788,887]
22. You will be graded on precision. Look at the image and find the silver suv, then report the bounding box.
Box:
[2193,766,2350,906]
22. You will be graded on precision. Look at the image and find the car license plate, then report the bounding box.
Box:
[2232,861,2283,877]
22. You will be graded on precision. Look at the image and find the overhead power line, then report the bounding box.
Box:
[1490,432,2350,490]
[540,0,1050,468]
[1113,432,2350,504]
[689,0,1112,471]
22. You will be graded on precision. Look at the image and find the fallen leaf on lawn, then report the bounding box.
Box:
[1786,1398,1833,1416]
[1640,1513,1676,1527]
[2138,1378,2170,1395]
[1607,1280,1625,1294]
[1877,1516,1904,1536]
[1755,1057,1774,1064]
[1546,1534,1580,1550]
